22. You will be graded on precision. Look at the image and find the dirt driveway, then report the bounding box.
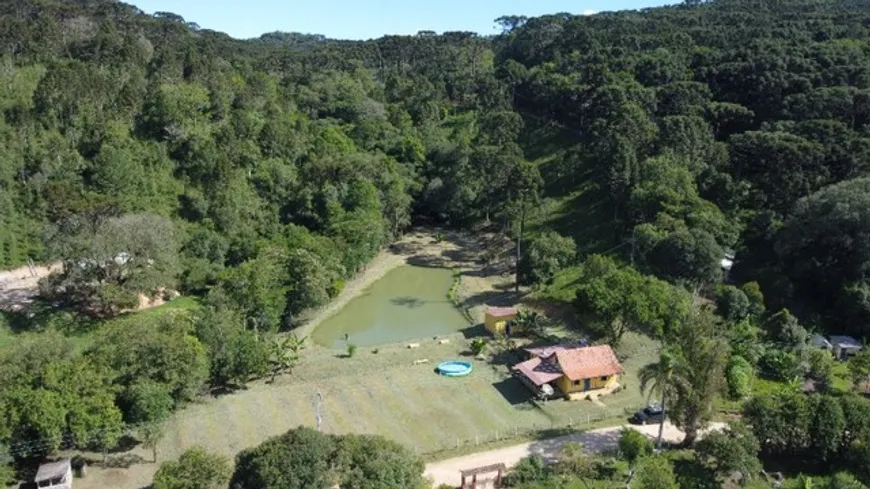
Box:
[424,421,726,487]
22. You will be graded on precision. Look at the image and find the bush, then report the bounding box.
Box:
[518,231,576,286]
[635,455,679,489]
[504,455,550,486]
[764,309,808,348]
[714,285,750,322]
[759,348,801,382]
[346,343,357,358]
[470,338,487,355]
[619,428,653,463]
[825,472,868,489]
[741,282,766,319]
[153,447,231,489]
[230,427,424,489]
[726,355,754,399]
[808,348,835,386]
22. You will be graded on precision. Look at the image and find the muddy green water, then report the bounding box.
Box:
[311,265,468,349]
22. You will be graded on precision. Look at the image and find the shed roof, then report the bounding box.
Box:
[35,459,70,482]
[486,306,518,318]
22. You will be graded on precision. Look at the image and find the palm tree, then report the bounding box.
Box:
[269,334,307,382]
[638,349,681,451]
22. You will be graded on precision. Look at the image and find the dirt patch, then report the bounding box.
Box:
[0,262,61,312]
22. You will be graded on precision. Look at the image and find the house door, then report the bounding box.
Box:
[584,378,591,391]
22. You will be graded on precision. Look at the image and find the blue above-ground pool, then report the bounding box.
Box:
[437,360,473,377]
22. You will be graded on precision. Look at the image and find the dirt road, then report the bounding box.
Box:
[424,421,726,487]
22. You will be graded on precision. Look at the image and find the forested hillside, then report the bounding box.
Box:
[4,0,870,333]
[6,0,870,483]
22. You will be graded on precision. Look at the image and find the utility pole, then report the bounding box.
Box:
[314,391,323,431]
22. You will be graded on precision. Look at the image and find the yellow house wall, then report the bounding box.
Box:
[484,314,519,336]
[556,374,619,394]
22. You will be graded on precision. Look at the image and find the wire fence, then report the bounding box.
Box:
[413,404,643,458]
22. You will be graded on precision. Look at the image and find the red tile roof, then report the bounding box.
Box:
[512,345,624,385]
[524,341,588,359]
[557,345,624,381]
[486,306,518,318]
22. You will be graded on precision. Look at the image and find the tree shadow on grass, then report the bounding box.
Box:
[461,289,527,312]
[460,324,489,339]
[492,377,536,406]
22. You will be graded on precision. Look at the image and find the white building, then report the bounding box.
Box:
[35,459,72,489]
[830,336,863,361]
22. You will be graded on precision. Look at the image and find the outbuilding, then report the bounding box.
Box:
[35,459,72,489]
[484,306,519,336]
[829,335,862,360]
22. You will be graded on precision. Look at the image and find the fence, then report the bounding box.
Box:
[415,404,643,458]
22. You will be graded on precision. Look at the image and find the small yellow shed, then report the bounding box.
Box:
[484,306,519,336]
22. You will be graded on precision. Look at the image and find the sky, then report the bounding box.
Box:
[131,0,675,40]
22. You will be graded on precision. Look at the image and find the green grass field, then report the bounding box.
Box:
[158,331,658,460]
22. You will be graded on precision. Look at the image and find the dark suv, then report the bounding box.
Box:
[632,405,664,425]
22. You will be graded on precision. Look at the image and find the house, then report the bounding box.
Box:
[35,459,72,489]
[513,344,624,400]
[484,306,519,336]
[830,335,862,360]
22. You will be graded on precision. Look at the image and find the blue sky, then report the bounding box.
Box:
[131,0,675,40]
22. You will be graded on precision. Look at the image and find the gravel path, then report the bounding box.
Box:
[424,421,726,487]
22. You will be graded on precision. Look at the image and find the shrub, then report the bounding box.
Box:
[619,428,653,464]
[230,427,424,489]
[714,285,750,322]
[504,455,550,486]
[759,348,801,382]
[153,447,230,489]
[346,343,357,358]
[764,309,808,348]
[470,338,487,355]
[726,355,754,399]
[808,348,835,386]
[741,282,766,318]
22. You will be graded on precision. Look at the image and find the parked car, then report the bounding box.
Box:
[632,405,664,425]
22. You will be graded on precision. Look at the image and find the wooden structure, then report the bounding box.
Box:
[460,463,506,489]
[484,306,519,336]
[35,459,72,489]
[513,344,624,400]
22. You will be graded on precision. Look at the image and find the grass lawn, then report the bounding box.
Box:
[520,120,620,256]
[158,331,659,461]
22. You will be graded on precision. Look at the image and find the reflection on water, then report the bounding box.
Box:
[311,265,468,349]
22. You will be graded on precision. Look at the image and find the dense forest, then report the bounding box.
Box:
[6,0,870,486]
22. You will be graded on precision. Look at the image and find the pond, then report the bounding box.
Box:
[311,265,469,349]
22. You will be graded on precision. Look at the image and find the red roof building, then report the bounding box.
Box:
[513,344,624,399]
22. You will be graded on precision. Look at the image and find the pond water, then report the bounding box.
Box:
[311,265,469,349]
